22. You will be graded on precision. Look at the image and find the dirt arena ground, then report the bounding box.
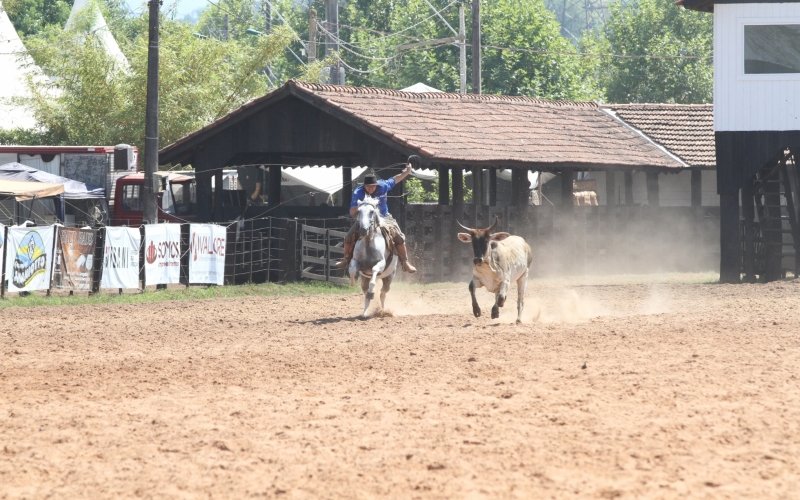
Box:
[2,274,800,498]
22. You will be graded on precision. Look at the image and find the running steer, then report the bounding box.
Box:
[457,219,533,323]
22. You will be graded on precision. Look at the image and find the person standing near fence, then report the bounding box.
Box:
[336,156,419,273]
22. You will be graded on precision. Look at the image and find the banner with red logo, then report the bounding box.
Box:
[143,224,181,286]
[55,227,96,291]
[101,226,141,290]
[188,224,226,286]
[4,225,56,293]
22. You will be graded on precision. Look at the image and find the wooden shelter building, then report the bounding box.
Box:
[681,0,800,281]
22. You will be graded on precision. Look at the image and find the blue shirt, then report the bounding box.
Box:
[350,178,396,216]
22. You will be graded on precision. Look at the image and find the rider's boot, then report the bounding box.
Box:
[335,237,355,270]
[395,241,417,273]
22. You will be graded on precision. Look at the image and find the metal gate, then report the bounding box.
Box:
[301,224,349,285]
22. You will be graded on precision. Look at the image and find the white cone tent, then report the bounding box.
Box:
[65,0,129,72]
[0,3,48,130]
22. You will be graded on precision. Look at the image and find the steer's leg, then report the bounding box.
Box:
[469,280,482,317]
[492,278,511,319]
[515,272,528,324]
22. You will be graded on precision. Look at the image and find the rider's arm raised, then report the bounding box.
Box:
[393,162,413,184]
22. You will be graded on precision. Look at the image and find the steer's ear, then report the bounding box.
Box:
[490,232,510,241]
[457,232,472,243]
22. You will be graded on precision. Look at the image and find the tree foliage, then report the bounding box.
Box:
[581,0,712,103]
[24,18,297,146]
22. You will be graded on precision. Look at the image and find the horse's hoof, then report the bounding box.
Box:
[491,307,499,319]
[473,309,481,318]
[366,292,374,300]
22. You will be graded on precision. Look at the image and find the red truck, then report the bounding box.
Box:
[110,172,197,226]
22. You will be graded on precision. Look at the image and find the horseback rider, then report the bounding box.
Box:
[336,156,419,273]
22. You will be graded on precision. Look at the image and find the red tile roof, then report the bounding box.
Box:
[604,103,715,168]
[161,81,686,171]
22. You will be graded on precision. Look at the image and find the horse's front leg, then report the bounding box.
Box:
[379,275,393,311]
[366,259,386,302]
[360,275,372,318]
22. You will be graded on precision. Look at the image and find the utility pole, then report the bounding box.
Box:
[471,0,481,94]
[143,0,160,224]
[458,1,466,94]
[308,8,317,62]
[325,0,343,84]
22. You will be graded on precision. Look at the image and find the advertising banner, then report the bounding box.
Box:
[4,225,56,293]
[188,224,226,286]
[56,227,96,291]
[143,224,182,286]
[101,226,141,290]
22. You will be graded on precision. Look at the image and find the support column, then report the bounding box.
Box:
[719,191,741,283]
[561,170,575,209]
[438,166,450,205]
[691,169,702,207]
[488,169,497,206]
[741,179,756,282]
[624,172,634,205]
[213,169,223,221]
[341,163,353,211]
[452,168,464,208]
[268,165,282,210]
[606,170,617,206]
[646,172,660,206]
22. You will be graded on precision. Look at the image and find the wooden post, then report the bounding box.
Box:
[488,169,497,206]
[268,165,281,210]
[512,169,528,207]
[214,169,223,221]
[624,172,634,205]
[691,169,702,207]
[438,166,450,205]
[561,170,575,210]
[605,170,617,206]
[341,162,352,210]
[741,179,756,282]
[452,168,464,212]
[646,171,659,207]
[719,191,741,283]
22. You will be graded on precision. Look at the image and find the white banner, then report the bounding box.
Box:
[101,227,141,290]
[144,224,182,286]
[188,224,226,286]
[4,225,56,293]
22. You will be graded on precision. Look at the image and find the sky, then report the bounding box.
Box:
[125,0,209,19]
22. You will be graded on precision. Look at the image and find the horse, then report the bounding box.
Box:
[349,196,398,318]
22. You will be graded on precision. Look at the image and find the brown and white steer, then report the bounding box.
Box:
[457,219,533,323]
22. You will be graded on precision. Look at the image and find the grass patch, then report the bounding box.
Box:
[0,280,354,310]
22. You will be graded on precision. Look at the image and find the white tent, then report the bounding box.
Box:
[0,4,49,130]
[0,162,105,199]
[65,0,129,72]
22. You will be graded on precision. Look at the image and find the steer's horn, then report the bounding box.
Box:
[485,216,499,232]
[456,220,473,232]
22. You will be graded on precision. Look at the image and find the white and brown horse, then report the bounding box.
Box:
[349,196,398,318]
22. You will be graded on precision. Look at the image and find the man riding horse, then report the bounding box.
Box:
[336,156,419,274]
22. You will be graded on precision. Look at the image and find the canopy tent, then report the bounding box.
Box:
[0,179,64,201]
[0,162,105,199]
[0,162,107,226]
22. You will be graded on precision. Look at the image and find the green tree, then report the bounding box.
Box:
[340,0,594,100]
[4,0,72,37]
[581,0,712,103]
[24,18,298,147]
